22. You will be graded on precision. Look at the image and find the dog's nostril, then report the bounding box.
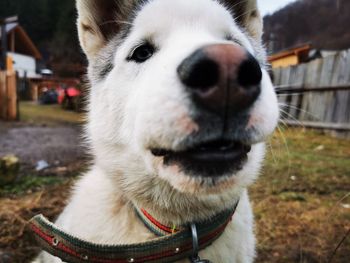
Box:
[238,54,262,87]
[178,54,220,90]
[178,45,262,115]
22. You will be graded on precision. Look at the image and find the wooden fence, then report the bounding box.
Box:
[0,70,17,121]
[273,49,350,138]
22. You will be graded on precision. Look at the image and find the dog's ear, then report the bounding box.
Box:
[221,0,263,41]
[76,0,134,60]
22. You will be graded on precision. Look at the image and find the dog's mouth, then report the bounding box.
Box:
[151,140,251,177]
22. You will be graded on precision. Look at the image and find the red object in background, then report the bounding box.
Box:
[66,87,81,97]
[57,86,81,105]
[57,87,65,104]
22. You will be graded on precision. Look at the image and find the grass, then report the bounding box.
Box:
[19,102,84,125]
[0,182,72,263]
[0,175,66,197]
[0,107,349,262]
[252,128,350,262]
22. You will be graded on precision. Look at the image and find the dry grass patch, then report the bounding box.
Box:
[252,128,350,263]
[0,128,349,262]
[19,102,84,125]
[0,182,72,263]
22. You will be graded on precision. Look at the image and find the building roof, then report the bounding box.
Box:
[268,43,312,62]
[0,22,42,59]
[5,22,18,33]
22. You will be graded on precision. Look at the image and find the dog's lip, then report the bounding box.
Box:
[151,139,251,160]
[151,139,251,177]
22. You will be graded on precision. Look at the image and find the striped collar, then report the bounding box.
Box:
[136,208,181,236]
[30,201,239,263]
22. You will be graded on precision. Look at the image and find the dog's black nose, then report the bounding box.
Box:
[177,52,220,89]
[177,44,262,114]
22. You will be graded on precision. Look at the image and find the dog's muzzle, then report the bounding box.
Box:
[150,44,262,177]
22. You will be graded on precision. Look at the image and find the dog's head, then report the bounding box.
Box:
[77,0,279,217]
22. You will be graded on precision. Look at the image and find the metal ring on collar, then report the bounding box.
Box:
[190,223,199,261]
[190,224,212,263]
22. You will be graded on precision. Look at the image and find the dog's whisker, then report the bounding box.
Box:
[278,117,291,129]
[274,83,303,88]
[276,93,305,97]
[278,105,302,121]
[276,125,292,180]
[267,139,278,165]
[234,7,259,21]
[326,192,350,222]
[279,113,305,130]
[328,228,350,263]
[232,0,254,12]
[279,103,321,122]
[280,103,322,121]
[99,20,133,27]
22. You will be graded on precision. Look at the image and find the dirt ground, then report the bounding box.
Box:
[0,123,85,167]
[0,103,349,263]
[0,103,87,262]
[0,102,86,169]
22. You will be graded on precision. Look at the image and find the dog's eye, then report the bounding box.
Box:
[128,43,155,63]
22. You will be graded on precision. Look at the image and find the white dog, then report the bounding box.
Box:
[32,0,279,262]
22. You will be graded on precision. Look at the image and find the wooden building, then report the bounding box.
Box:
[0,22,42,78]
[0,22,43,120]
[268,44,312,68]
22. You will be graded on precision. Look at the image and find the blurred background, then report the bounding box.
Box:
[0,0,349,262]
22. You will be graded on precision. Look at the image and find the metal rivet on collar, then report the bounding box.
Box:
[127,258,135,263]
[81,254,89,261]
[52,238,59,247]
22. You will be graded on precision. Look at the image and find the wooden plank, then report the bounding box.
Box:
[0,71,7,120]
[332,50,350,123]
[273,67,282,86]
[6,72,17,121]
[330,50,350,138]
[317,55,335,122]
[277,67,291,117]
[323,52,341,123]
[300,59,322,121]
[31,83,39,101]
[0,72,3,118]
[283,120,350,131]
[276,85,350,94]
[345,50,350,123]
[334,50,350,84]
[290,64,306,119]
[274,49,350,138]
[275,65,294,120]
[285,65,297,118]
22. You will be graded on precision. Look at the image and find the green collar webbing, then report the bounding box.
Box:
[30,202,239,263]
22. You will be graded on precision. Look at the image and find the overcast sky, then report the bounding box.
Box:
[258,0,298,16]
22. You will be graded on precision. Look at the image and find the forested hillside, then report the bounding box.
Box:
[263,0,350,52]
[0,0,84,73]
[1,0,350,71]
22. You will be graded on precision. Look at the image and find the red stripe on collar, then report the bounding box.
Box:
[140,208,180,234]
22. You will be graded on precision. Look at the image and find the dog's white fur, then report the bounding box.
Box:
[34,0,279,262]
